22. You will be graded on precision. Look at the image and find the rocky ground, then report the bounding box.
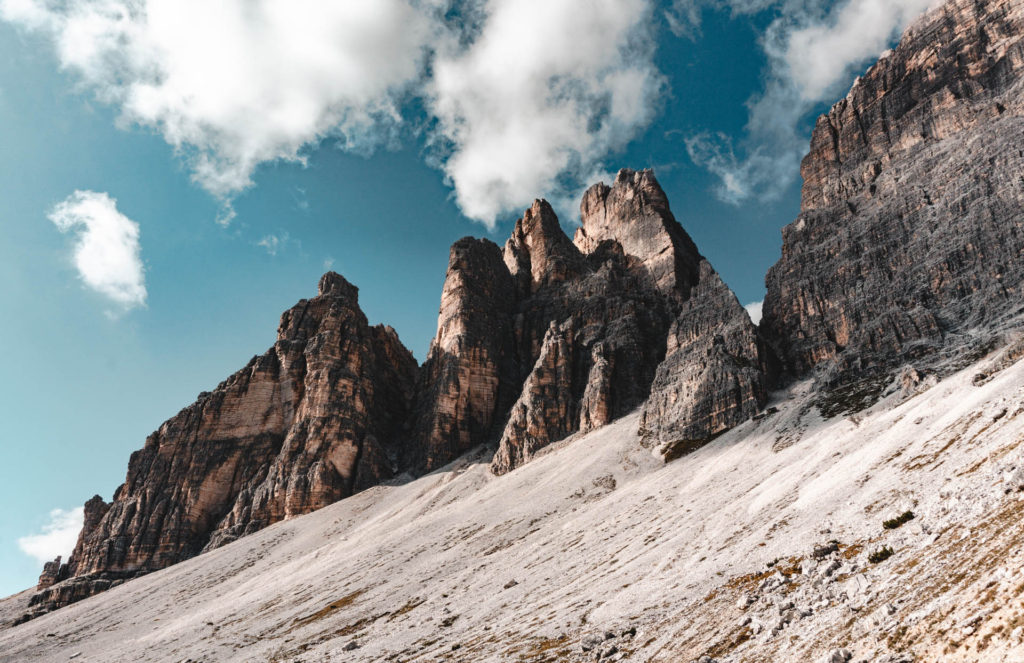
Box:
[4,332,1024,662]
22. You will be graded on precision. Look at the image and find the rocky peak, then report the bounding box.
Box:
[503,199,583,296]
[21,173,772,621]
[489,177,767,473]
[317,270,358,299]
[409,238,517,471]
[22,272,419,622]
[576,168,702,301]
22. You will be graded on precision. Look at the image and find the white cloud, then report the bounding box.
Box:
[744,299,763,325]
[1,0,442,206]
[50,190,147,309]
[677,0,939,204]
[779,0,939,102]
[428,0,663,227]
[257,232,290,256]
[17,507,84,564]
[1,0,665,228]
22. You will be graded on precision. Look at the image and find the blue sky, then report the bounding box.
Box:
[0,0,937,595]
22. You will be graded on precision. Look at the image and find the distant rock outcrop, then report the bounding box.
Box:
[762,0,1024,380]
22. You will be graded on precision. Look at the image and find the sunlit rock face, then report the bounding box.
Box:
[762,0,1024,379]
[408,237,518,472]
[25,273,418,620]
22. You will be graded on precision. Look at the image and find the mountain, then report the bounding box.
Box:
[20,169,765,622]
[5,0,1024,658]
[2,330,1024,662]
[28,274,419,616]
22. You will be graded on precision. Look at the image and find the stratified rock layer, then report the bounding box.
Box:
[639,262,767,458]
[25,273,417,619]
[762,0,1024,378]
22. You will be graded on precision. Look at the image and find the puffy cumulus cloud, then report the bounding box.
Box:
[17,507,84,564]
[2,0,665,227]
[50,190,147,309]
[676,0,940,204]
[428,0,663,227]
[0,0,443,205]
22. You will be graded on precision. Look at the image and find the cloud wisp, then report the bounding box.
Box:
[50,190,147,310]
[17,507,84,564]
[672,0,940,204]
[744,299,763,325]
[1,0,663,227]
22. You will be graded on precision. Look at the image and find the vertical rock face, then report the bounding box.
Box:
[491,320,579,473]
[575,168,703,300]
[762,0,1024,378]
[488,169,767,473]
[25,273,418,619]
[639,263,767,458]
[409,238,517,471]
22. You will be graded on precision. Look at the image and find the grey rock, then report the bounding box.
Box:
[581,633,604,652]
[826,649,852,663]
[812,541,839,559]
[763,0,1024,382]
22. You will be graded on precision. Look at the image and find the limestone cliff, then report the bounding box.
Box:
[23,176,766,619]
[487,172,766,472]
[762,0,1024,381]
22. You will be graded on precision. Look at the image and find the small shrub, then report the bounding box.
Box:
[883,510,916,530]
[869,546,895,564]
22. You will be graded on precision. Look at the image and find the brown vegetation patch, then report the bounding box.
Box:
[292,589,365,628]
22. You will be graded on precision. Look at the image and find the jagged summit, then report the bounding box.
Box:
[503,198,584,294]
[576,168,702,301]
[316,270,358,299]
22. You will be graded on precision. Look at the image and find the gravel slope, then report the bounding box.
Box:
[4,338,1024,663]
